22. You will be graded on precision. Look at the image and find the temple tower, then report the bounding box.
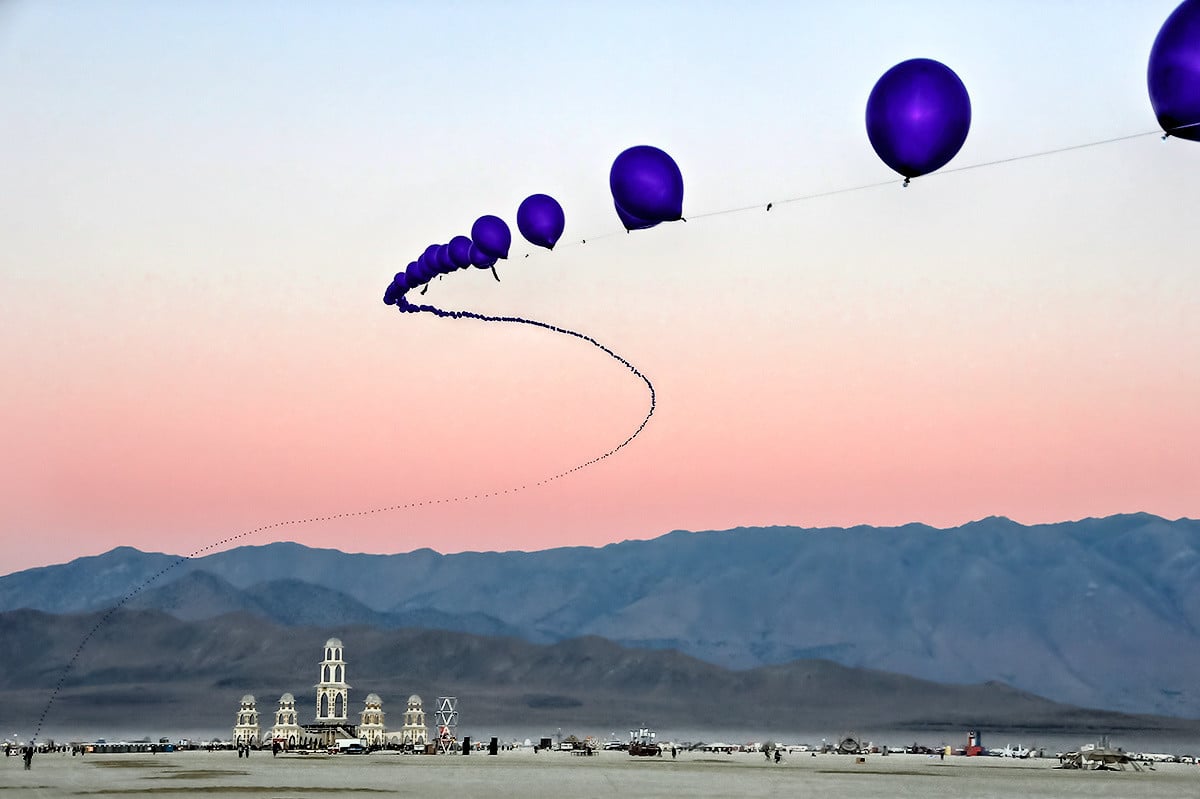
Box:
[314,637,350,723]
[359,694,386,746]
[271,693,303,748]
[233,694,260,746]
[401,694,429,745]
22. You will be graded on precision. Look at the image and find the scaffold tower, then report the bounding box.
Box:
[435,696,458,754]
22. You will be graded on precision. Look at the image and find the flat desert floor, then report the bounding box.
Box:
[4,748,1197,798]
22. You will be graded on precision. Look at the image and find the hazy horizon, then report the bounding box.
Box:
[5,510,1198,575]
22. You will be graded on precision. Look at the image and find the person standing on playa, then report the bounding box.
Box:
[23,746,33,770]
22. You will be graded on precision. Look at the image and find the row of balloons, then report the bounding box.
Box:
[381,141,682,306]
[385,0,1200,306]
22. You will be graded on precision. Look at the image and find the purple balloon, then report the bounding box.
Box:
[435,244,456,274]
[865,58,971,179]
[403,260,423,286]
[517,193,566,249]
[410,255,433,285]
[614,201,660,232]
[448,235,473,268]
[471,215,511,259]
[1149,0,1200,141]
[468,243,497,269]
[420,244,441,276]
[609,145,684,223]
[384,270,411,304]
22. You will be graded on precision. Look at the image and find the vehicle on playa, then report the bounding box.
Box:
[628,727,661,757]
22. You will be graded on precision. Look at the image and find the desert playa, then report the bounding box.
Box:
[5,748,1198,799]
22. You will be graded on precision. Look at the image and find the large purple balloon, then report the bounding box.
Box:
[448,235,473,269]
[471,215,511,259]
[1149,0,1200,141]
[865,58,971,179]
[614,201,659,232]
[517,194,566,249]
[468,243,497,269]
[609,145,684,223]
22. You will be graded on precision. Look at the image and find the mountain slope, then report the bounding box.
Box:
[3,513,1199,716]
[3,608,1193,742]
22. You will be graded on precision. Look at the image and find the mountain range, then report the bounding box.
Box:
[3,513,1198,718]
[3,607,1193,742]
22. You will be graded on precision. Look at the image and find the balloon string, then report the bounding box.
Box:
[396,298,657,476]
[929,129,1165,179]
[31,300,655,744]
[548,126,1189,246]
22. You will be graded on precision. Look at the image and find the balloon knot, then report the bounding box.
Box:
[902,177,911,188]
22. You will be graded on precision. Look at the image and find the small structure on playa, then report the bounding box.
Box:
[400,695,430,746]
[233,695,260,747]
[628,727,661,757]
[1058,737,1145,771]
[271,693,303,749]
[434,696,458,753]
[358,694,386,747]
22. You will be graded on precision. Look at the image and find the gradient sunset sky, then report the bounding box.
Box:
[2,1,1198,574]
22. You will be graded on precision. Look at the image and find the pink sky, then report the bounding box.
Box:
[2,1,1198,574]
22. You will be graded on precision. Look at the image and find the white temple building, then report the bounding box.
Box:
[359,694,386,746]
[315,638,350,723]
[233,637,428,750]
[270,693,303,748]
[398,694,429,746]
[233,695,260,746]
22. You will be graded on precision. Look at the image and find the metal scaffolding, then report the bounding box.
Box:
[435,696,458,754]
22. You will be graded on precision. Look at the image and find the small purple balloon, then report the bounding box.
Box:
[865,58,971,179]
[614,201,660,232]
[448,235,473,269]
[403,260,423,286]
[471,215,511,259]
[435,244,456,274]
[1149,0,1200,141]
[384,271,410,304]
[410,256,433,285]
[411,256,429,282]
[421,244,441,275]
[468,243,497,269]
[517,194,566,249]
[609,145,684,223]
